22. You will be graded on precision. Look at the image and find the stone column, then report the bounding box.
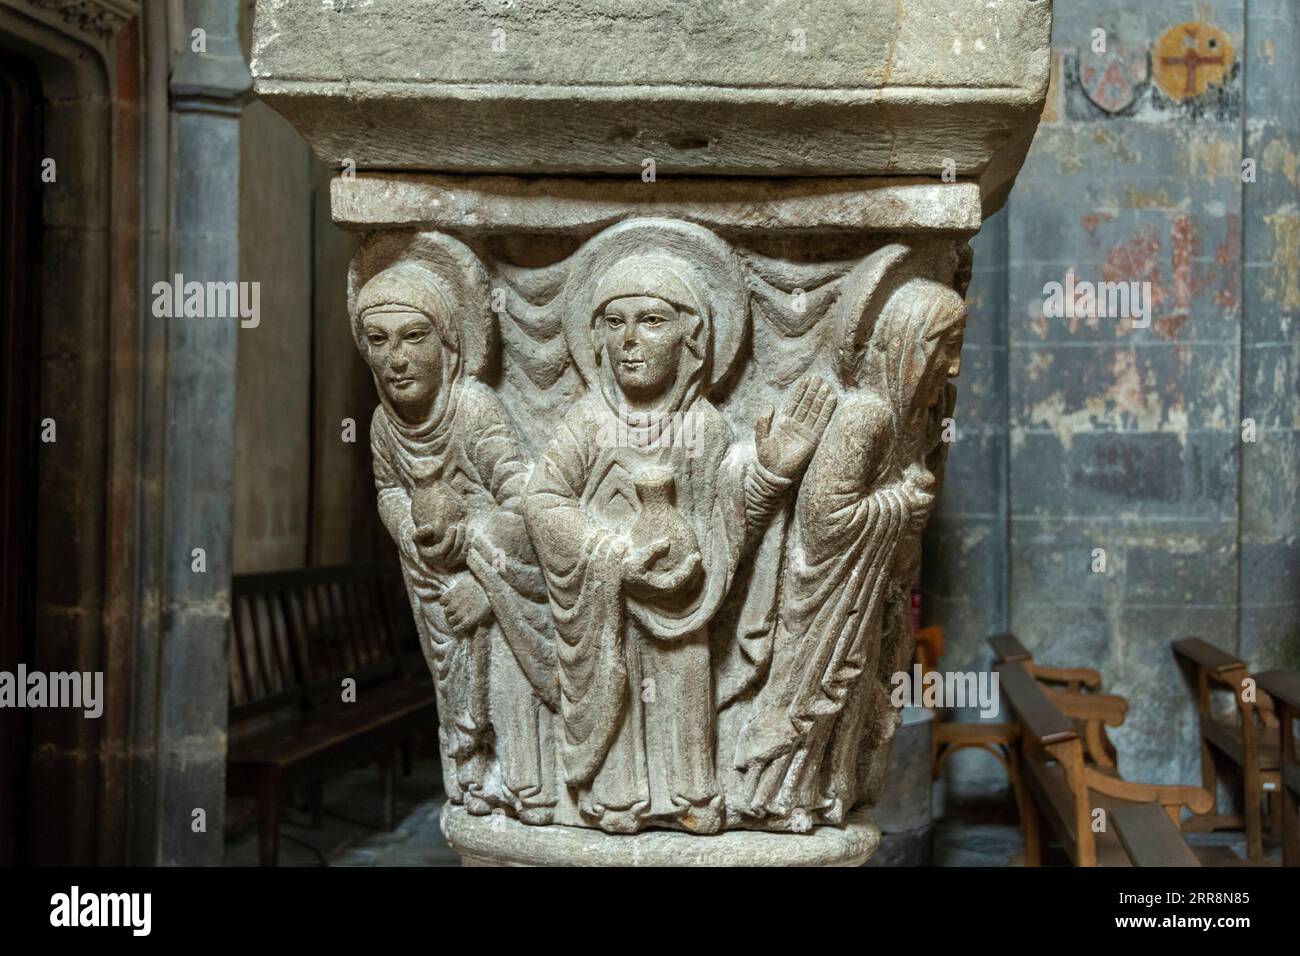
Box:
[252,0,1050,866]
[151,0,251,865]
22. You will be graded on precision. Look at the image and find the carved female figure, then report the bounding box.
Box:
[525,220,832,834]
[735,259,965,831]
[355,236,558,823]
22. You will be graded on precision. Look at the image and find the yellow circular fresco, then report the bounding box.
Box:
[1153,22,1235,100]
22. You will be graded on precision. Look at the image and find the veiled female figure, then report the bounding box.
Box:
[525,221,832,834]
[356,239,558,823]
[735,268,965,830]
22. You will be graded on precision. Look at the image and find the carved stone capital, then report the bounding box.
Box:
[253,0,1050,865]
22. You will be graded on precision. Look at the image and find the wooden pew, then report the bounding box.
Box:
[999,661,1212,867]
[1111,804,1201,868]
[226,564,436,865]
[913,625,943,673]
[988,632,1127,770]
[1172,637,1281,863]
[990,632,1102,692]
[1255,670,1300,866]
[929,631,1024,825]
[931,630,1108,833]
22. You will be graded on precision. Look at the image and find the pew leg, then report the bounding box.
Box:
[1015,750,1043,867]
[1023,799,1050,867]
[1244,765,1263,864]
[1283,787,1300,867]
[258,768,281,867]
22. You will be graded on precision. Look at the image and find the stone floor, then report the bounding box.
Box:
[224,756,1278,866]
[224,757,459,867]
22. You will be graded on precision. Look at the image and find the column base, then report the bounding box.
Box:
[440,803,880,867]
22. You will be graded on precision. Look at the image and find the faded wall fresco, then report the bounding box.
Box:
[926,0,1298,785]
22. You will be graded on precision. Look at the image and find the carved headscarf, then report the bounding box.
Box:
[587,252,711,424]
[354,260,464,446]
[560,218,747,408]
[348,232,496,454]
[867,277,966,449]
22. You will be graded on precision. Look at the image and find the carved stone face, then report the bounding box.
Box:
[362,309,444,422]
[601,295,685,410]
[924,321,964,408]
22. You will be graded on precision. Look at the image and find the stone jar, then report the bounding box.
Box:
[410,478,465,550]
[631,471,699,589]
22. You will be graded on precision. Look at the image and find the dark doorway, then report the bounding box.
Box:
[0,52,41,867]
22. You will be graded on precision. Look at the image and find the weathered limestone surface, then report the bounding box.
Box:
[442,803,880,867]
[330,175,984,235]
[253,0,1051,213]
[252,0,1050,865]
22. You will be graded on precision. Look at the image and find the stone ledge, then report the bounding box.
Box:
[441,803,881,867]
[252,0,1051,210]
[331,173,983,234]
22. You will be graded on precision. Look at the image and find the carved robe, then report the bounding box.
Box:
[734,395,911,824]
[372,378,558,818]
[735,276,960,828]
[524,249,787,833]
[526,392,757,831]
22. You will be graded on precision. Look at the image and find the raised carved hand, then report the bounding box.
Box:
[755,376,838,482]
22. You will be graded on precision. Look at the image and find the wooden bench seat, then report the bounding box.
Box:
[999,660,1213,867]
[1111,804,1201,868]
[1172,637,1282,863]
[228,680,434,770]
[226,564,436,865]
[1025,759,1204,867]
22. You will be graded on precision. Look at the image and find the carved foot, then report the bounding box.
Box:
[517,805,555,826]
[679,799,724,835]
[789,808,815,833]
[594,807,643,834]
[463,792,493,816]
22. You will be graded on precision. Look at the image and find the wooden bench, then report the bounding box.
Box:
[990,632,1102,693]
[1111,804,1201,867]
[226,564,437,865]
[999,660,1213,866]
[939,631,1124,783]
[1172,637,1281,863]
[913,625,943,673]
[1255,670,1300,866]
[926,631,1027,837]
[990,632,1127,770]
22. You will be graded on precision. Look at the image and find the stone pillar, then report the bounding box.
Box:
[151,0,251,864]
[252,0,1050,866]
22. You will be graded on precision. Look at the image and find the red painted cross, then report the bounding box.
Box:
[1161,42,1225,97]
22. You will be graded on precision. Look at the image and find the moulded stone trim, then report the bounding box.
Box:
[330,174,984,236]
[442,803,881,867]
